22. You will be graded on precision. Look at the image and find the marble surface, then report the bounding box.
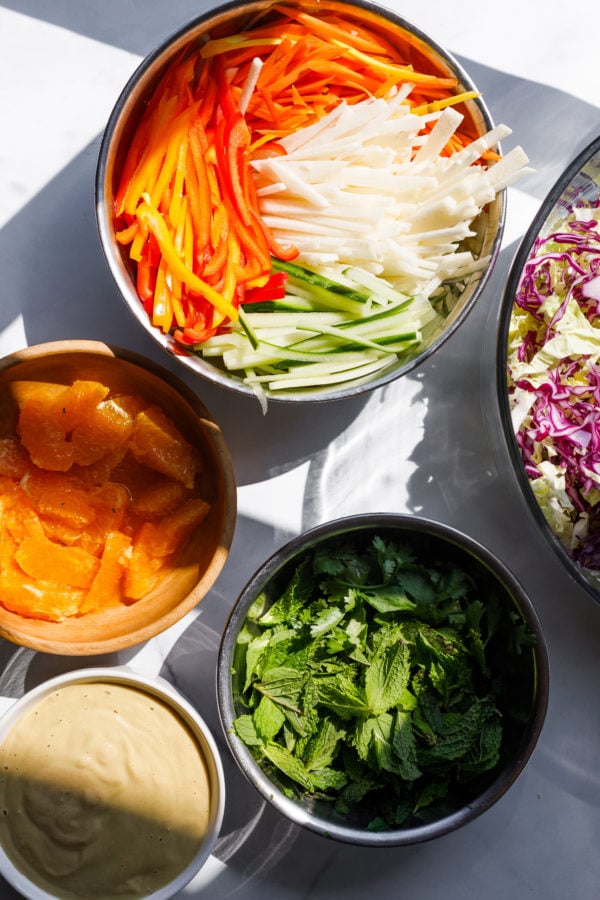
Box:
[1,1,600,897]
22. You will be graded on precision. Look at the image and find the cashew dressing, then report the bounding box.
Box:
[0,681,212,899]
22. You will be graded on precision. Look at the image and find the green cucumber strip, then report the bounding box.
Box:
[271,257,370,302]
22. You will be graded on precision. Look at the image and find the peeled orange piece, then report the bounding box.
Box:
[124,544,162,601]
[80,530,132,614]
[135,497,210,558]
[129,475,191,519]
[20,469,97,528]
[0,571,84,621]
[0,437,32,479]
[78,482,131,556]
[70,394,142,467]
[14,531,100,589]
[129,405,202,489]
[17,391,75,471]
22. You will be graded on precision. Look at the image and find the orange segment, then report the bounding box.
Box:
[17,391,75,471]
[0,571,84,622]
[20,470,97,528]
[135,497,210,557]
[80,530,132,613]
[123,544,163,601]
[129,476,191,519]
[14,532,100,589]
[70,394,142,467]
[79,482,131,556]
[0,437,32,479]
[129,405,202,488]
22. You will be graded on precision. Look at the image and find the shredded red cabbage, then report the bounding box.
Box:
[508,200,600,570]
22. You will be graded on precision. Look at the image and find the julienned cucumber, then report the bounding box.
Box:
[196,258,440,401]
[271,257,370,303]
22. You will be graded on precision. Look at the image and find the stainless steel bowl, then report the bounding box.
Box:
[96,0,506,404]
[216,513,548,846]
[497,134,600,603]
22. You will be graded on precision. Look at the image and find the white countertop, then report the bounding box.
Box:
[1,1,600,897]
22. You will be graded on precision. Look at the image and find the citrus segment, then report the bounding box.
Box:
[79,482,131,556]
[80,530,132,613]
[135,497,210,558]
[0,437,32,479]
[17,393,75,471]
[124,544,162,601]
[0,572,84,622]
[130,476,191,519]
[14,532,100,589]
[20,470,97,528]
[129,405,202,488]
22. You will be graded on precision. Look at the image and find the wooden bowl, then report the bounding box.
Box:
[0,340,237,655]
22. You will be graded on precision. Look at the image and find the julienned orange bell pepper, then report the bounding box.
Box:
[136,198,239,323]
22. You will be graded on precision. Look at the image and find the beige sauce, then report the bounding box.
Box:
[0,682,212,899]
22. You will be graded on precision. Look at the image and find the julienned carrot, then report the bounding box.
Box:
[113,7,490,345]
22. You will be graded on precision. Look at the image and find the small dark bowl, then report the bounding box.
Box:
[497,134,600,603]
[217,513,548,846]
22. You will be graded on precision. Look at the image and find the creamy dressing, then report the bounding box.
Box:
[0,682,212,899]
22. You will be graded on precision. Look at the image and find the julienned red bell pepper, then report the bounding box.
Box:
[243,270,288,303]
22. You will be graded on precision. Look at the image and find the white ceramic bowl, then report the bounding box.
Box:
[0,666,225,899]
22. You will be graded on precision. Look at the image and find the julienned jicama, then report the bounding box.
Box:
[230,533,537,831]
[113,6,531,398]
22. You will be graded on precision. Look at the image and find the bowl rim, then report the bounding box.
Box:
[216,512,549,846]
[495,132,600,605]
[0,665,226,900]
[95,0,506,404]
[0,339,237,655]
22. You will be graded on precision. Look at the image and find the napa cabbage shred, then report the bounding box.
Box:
[231,534,535,830]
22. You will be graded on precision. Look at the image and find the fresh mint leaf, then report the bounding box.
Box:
[310,767,348,793]
[360,585,418,614]
[262,742,314,791]
[365,639,410,714]
[233,714,262,747]
[301,716,345,770]
[392,711,422,781]
[317,673,370,719]
[254,695,286,743]
[255,666,305,712]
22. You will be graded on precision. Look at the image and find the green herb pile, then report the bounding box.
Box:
[231,533,536,831]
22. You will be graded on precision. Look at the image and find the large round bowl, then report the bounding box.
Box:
[217,513,549,846]
[0,666,225,899]
[0,340,237,655]
[96,0,507,405]
[497,134,600,603]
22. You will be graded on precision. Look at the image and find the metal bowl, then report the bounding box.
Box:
[96,0,506,405]
[497,134,600,603]
[216,513,548,846]
[0,666,225,899]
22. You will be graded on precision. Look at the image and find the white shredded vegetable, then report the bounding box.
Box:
[251,92,531,284]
